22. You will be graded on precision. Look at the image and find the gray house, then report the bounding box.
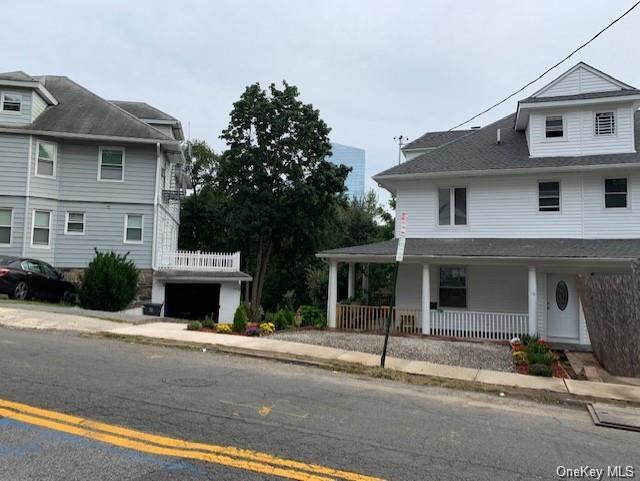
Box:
[0,71,249,321]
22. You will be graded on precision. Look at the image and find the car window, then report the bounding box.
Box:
[40,263,58,278]
[21,261,43,274]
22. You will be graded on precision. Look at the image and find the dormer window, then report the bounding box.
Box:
[595,112,615,136]
[1,92,21,112]
[545,115,564,138]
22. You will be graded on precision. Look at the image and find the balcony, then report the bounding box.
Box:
[157,250,241,272]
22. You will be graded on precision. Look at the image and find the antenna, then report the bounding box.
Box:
[393,135,408,165]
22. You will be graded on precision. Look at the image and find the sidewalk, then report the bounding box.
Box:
[0,306,126,333]
[0,300,156,324]
[108,322,640,405]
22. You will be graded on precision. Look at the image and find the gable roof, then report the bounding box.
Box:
[374,110,640,181]
[402,130,472,150]
[0,71,37,82]
[0,76,174,142]
[110,100,177,122]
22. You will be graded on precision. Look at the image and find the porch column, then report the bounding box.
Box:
[362,265,369,304]
[528,266,537,336]
[347,263,355,299]
[421,264,431,335]
[327,260,338,328]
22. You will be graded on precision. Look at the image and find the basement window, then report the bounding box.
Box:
[595,112,615,136]
[545,115,564,138]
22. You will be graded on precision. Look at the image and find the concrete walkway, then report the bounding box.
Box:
[0,300,157,324]
[109,322,640,404]
[0,306,126,333]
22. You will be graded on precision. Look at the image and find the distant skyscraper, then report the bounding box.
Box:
[329,143,365,199]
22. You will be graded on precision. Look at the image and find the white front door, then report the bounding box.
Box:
[546,274,579,340]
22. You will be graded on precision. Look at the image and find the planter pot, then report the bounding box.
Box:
[552,361,570,379]
[516,364,529,375]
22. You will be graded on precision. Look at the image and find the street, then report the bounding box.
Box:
[0,327,637,480]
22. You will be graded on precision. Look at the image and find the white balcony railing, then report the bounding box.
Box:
[157,250,240,272]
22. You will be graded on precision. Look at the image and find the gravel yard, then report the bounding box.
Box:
[271,330,515,372]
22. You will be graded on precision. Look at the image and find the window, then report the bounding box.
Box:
[595,112,615,136]
[439,267,467,308]
[32,210,51,247]
[36,141,57,177]
[545,115,563,138]
[604,178,628,208]
[538,181,560,212]
[124,214,143,243]
[40,262,59,279]
[98,147,125,181]
[65,212,85,235]
[1,92,21,112]
[0,209,12,245]
[438,187,467,226]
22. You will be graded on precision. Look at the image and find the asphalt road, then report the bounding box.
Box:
[0,327,637,481]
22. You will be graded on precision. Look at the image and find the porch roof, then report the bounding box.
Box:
[154,270,252,282]
[317,238,640,264]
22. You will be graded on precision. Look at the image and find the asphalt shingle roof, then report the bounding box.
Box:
[402,130,472,150]
[0,71,36,82]
[375,111,640,178]
[110,100,177,122]
[318,238,640,260]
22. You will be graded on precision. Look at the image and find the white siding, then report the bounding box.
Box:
[536,66,622,98]
[31,92,47,121]
[395,171,640,239]
[528,105,635,158]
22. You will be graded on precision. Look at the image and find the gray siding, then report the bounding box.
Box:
[31,92,47,121]
[23,197,58,265]
[0,88,33,125]
[53,201,154,268]
[30,138,61,199]
[0,196,25,257]
[58,142,157,203]
[0,134,30,196]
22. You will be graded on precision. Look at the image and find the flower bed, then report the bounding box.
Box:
[510,335,568,378]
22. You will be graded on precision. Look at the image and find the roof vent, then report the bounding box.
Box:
[496,128,501,144]
[471,126,481,129]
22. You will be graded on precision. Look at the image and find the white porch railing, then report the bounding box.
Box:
[335,305,528,341]
[157,250,240,272]
[430,309,528,341]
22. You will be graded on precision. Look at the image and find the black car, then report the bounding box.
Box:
[0,256,76,303]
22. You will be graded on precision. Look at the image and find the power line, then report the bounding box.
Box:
[448,1,640,131]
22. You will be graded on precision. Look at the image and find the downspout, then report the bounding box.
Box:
[22,135,33,256]
[151,142,161,270]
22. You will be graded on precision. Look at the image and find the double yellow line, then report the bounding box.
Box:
[0,398,384,481]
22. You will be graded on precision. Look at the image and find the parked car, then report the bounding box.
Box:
[0,256,76,303]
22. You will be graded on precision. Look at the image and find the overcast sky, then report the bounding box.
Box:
[5,1,640,204]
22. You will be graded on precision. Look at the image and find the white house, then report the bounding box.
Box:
[318,62,640,347]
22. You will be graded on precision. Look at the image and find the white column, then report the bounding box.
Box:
[327,261,338,328]
[347,263,355,299]
[421,264,431,335]
[528,266,537,336]
[362,264,369,304]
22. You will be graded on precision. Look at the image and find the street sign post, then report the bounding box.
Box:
[381,212,407,367]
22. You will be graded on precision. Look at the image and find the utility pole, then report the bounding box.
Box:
[393,135,408,165]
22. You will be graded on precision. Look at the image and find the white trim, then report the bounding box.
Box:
[34,139,58,178]
[0,207,13,247]
[22,136,33,256]
[0,127,179,145]
[64,211,86,235]
[543,113,566,141]
[1,91,22,113]
[436,185,467,227]
[537,179,561,213]
[529,62,633,98]
[151,143,161,269]
[593,110,616,137]
[124,213,144,244]
[0,80,58,105]
[98,146,125,182]
[30,209,52,249]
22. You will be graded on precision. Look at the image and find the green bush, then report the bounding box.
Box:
[232,304,248,333]
[528,351,556,366]
[272,308,294,331]
[520,334,539,346]
[187,321,202,331]
[202,316,215,329]
[527,342,550,355]
[298,305,327,328]
[529,363,552,377]
[79,250,139,311]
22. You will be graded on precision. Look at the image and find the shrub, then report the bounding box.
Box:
[272,308,295,330]
[512,351,527,364]
[187,321,202,331]
[298,305,327,328]
[527,342,549,355]
[529,363,552,377]
[79,250,139,311]
[520,334,539,346]
[259,322,275,335]
[217,324,232,334]
[245,326,260,336]
[202,316,216,329]
[232,304,248,333]
[528,351,556,366]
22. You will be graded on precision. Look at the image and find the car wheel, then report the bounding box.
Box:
[13,282,28,301]
[61,290,76,304]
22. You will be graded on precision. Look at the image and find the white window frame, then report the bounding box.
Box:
[35,140,58,178]
[537,180,561,213]
[124,214,144,244]
[98,146,126,182]
[0,208,13,247]
[594,111,616,136]
[64,211,86,235]
[603,177,629,210]
[31,209,52,249]
[437,186,468,227]
[543,114,566,141]
[1,91,22,112]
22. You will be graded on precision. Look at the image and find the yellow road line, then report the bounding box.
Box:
[0,399,384,481]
